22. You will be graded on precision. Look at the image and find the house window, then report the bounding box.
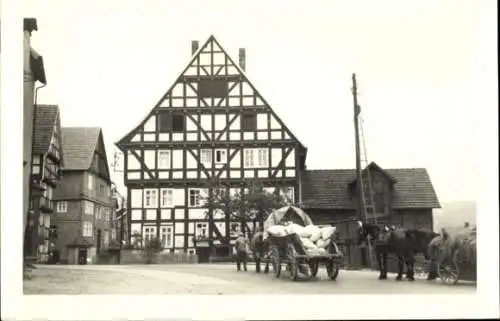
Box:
[84,201,94,215]
[111,229,116,240]
[88,174,93,190]
[158,150,171,169]
[244,149,254,167]
[257,149,268,167]
[198,78,229,98]
[144,189,157,208]
[241,113,257,131]
[82,221,93,237]
[104,230,109,247]
[200,149,212,166]
[99,184,105,196]
[56,201,67,213]
[196,222,208,239]
[161,225,173,247]
[143,226,156,243]
[160,189,173,208]
[215,149,227,164]
[172,114,185,132]
[374,193,386,214]
[189,189,202,207]
[158,113,171,132]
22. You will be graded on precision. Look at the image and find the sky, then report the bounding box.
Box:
[21,0,494,203]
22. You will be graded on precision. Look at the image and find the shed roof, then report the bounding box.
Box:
[301,167,441,209]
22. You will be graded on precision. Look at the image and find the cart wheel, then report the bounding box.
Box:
[290,263,299,281]
[309,261,319,277]
[271,246,281,278]
[326,262,340,280]
[438,260,459,285]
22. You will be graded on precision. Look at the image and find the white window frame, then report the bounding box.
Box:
[244,149,254,167]
[214,149,227,164]
[88,174,93,190]
[103,230,110,247]
[56,201,67,213]
[82,221,93,237]
[158,150,171,169]
[189,189,202,207]
[143,226,157,243]
[111,228,116,240]
[200,149,212,167]
[160,225,173,248]
[160,188,173,208]
[257,148,268,168]
[196,222,209,239]
[144,189,158,208]
[84,200,94,215]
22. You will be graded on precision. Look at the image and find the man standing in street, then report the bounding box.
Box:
[235,232,250,271]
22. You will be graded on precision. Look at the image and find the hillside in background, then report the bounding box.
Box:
[433,201,477,232]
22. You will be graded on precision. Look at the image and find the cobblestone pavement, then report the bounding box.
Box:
[23,263,476,294]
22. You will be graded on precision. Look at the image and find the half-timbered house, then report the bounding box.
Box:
[116,36,307,261]
[52,127,116,264]
[26,104,64,263]
[23,18,47,253]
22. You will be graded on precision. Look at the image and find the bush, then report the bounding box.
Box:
[143,238,163,264]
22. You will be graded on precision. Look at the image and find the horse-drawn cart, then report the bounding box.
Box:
[251,206,344,281]
[267,232,343,281]
[430,228,477,285]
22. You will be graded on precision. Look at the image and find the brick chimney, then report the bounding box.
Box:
[239,48,246,71]
[191,40,199,55]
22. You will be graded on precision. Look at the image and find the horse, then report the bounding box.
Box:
[250,231,272,273]
[356,221,438,281]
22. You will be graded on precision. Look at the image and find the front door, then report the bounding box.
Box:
[78,248,88,265]
[196,247,211,263]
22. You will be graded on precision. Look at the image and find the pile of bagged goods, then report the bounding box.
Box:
[266,222,337,255]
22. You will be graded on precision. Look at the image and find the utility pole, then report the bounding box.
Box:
[352,73,366,221]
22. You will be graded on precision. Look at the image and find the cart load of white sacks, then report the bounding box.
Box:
[257,206,343,281]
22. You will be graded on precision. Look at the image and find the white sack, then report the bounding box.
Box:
[300,237,317,249]
[285,223,305,236]
[304,225,322,242]
[267,225,287,237]
[315,238,329,249]
[320,226,336,240]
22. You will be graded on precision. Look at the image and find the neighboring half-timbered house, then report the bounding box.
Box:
[52,127,116,264]
[26,104,64,263]
[116,36,307,260]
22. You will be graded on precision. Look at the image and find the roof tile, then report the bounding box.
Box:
[61,127,101,170]
[301,166,441,209]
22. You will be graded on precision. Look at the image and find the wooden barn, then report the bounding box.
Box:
[300,162,441,269]
[116,35,307,262]
[300,162,441,229]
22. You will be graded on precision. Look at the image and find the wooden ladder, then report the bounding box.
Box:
[359,116,378,270]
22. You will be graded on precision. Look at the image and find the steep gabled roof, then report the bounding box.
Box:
[33,104,60,154]
[116,35,307,157]
[61,127,101,170]
[301,167,441,209]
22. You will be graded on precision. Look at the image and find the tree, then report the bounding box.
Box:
[204,179,288,239]
[130,231,143,250]
[143,237,163,264]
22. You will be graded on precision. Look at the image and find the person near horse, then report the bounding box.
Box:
[235,232,250,271]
